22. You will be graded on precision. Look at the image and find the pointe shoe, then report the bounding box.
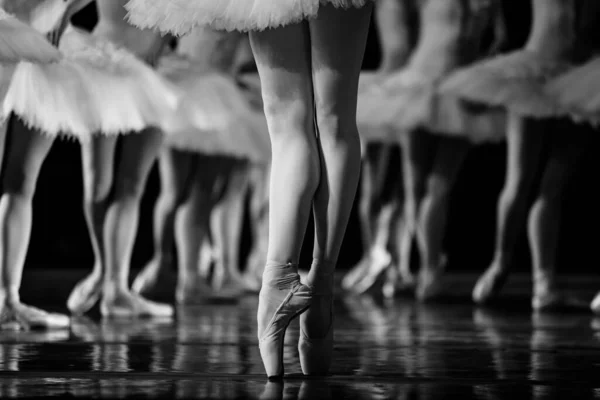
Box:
[472,265,509,305]
[298,294,333,376]
[100,292,174,318]
[341,257,371,291]
[12,303,70,330]
[352,248,393,295]
[257,262,312,379]
[592,292,600,314]
[67,273,102,315]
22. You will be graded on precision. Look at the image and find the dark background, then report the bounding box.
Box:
[22,2,600,275]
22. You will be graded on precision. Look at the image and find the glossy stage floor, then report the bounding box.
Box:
[2,269,600,399]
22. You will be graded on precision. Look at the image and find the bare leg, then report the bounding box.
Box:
[309,3,373,275]
[529,126,588,311]
[0,120,8,178]
[67,136,117,315]
[250,19,318,378]
[396,129,436,290]
[416,136,471,301]
[210,159,251,291]
[244,163,270,290]
[101,128,173,318]
[302,3,372,375]
[473,115,545,304]
[342,144,393,291]
[175,155,229,304]
[131,148,196,296]
[0,116,68,330]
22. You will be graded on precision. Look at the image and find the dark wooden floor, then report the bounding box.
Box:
[1,269,599,399]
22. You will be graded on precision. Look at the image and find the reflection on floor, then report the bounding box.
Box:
[1,269,599,399]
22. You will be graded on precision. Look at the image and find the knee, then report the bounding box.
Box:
[1,168,36,198]
[425,175,453,203]
[113,173,146,201]
[500,176,532,205]
[157,188,181,212]
[262,97,313,143]
[315,110,361,151]
[83,171,112,205]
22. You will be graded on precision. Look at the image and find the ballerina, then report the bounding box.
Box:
[440,0,590,311]
[358,0,506,301]
[66,0,179,318]
[126,0,373,378]
[0,0,179,329]
[341,0,419,295]
[538,1,600,314]
[130,26,270,303]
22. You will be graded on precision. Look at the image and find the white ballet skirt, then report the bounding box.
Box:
[2,26,181,141]
[544,57,600,124]
[125,0,374,34]
[357,68,506,143]
[159,53,271,163]
[0,8,61,64]
[439,51,572,118]
[356,71,399,144]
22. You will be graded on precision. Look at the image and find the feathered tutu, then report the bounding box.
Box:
[2,26,180,141]
[439,50,571,117]
[0,8,61,64]
[356,71,399,144]
[159,54,270,163]
[357,68,506,142]
[125,0,374,34]
[544,57,600,124]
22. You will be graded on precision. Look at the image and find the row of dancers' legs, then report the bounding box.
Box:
[69,129,172,317]
[474,115,588,310]
[347,113,595,312]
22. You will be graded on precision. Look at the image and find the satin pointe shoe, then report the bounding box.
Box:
[257,262,312,379]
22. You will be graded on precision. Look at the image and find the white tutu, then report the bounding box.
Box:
[125,0,373,34]
[2,26,180,141]
[545,57,600,124]
[0,8,61,64]
[356,71,399,144]
[438,51,571,117]
[357,68,506,142]
[160,55,270,163]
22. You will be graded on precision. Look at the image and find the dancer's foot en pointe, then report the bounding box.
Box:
[257,262,312,379]
[472,262,510,305]
[299,262,334,376]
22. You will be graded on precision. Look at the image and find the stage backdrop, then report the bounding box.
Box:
[20,3,600,275]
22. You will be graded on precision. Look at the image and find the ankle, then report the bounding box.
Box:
[306,259,335,293]
[102,283,128,300]
[2,287,20,306]
[262,261,300,289]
